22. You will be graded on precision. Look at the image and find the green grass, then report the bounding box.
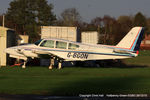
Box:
[1,67,150,95]
[124,50,150,66]
[0,50,150,96]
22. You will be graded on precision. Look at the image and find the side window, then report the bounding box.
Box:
[40,40,54,48]
[68,43,79,50]
[56,41,67,49]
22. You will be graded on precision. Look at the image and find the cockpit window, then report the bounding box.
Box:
[40,40,54,48]
[56,41,67,49]
[68,43,79,50]
[34,39,43,46]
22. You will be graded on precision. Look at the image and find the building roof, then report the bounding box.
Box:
[0,26,14,31]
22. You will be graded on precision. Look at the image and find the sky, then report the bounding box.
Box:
[1,0,150,22]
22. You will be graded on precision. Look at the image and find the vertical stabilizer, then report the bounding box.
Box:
[116,27,144,51]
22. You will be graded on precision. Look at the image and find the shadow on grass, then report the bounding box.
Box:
[120,64,148,68]
[73,60,149,69]
[48,76,146,96]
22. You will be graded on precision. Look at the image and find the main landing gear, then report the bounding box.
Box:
[20,58,63,70]
[22,60,27,69]
[49,57,63,70]
[49,58,54,69]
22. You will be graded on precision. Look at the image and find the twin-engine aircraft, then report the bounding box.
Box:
[5,27,144,69]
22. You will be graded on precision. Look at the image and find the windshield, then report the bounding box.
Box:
[34,39,43,45]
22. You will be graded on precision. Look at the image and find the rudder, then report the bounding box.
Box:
[116,27,144,51]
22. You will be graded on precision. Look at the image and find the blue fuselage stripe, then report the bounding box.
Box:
[23,48,135,57]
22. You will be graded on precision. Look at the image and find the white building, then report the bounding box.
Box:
[0,26,16,66]
[81,31,99,44]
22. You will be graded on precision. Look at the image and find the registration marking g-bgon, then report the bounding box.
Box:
[67,52,88,59]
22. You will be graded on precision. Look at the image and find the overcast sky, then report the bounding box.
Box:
[1,0,150,22]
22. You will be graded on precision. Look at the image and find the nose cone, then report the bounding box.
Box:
[4,48,12,54]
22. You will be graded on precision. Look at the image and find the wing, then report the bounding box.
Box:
[32,49,64,60]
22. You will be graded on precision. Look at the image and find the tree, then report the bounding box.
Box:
[59,8,81,26]
[91,17,102,32]
[116,16,133,43]
[89,16,119,45]
[133,12,146,27]
[91,17,102,26]
[6,0,56,42]
[118,16,133,28]
[0,15,3,26]
[146,18,150,35]
[36,0,56,25]
[101,15,117,44]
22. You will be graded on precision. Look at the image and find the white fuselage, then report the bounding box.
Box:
[5,38,136,61]
[4,27,144,69]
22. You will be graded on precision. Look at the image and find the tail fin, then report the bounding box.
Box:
[116,27,144,51]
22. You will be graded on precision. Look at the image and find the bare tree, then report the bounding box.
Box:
[60,8,81,26]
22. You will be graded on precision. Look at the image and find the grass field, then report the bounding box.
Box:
[0,50,150,96]
[124,50,150,66]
